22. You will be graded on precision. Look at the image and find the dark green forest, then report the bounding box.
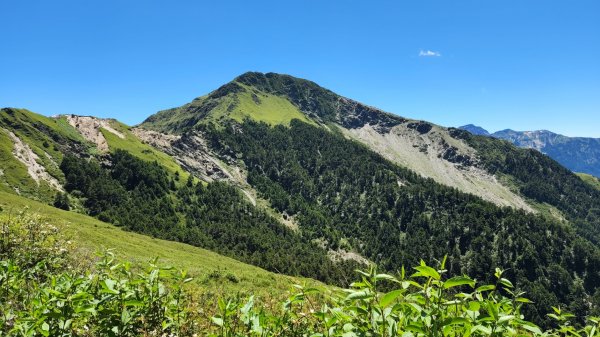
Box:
[203,119,600,326]
[59,150,357,285]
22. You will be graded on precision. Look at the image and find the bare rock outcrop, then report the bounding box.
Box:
[132,127,232,183]
[343,123,534,211]
[3,128,63,191]
[65,115,125,152]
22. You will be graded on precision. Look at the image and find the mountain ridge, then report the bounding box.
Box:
[459,124,600,177]
[140,72,534,210]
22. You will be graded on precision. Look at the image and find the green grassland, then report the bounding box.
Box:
[140,81,314,133]
[577,172,600,190]
[0,190,319,298]
[180,83,314,127]
[217,83,314,126]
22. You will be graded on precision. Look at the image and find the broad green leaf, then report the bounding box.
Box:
[471,324,492,335]
[406,324,426,334]
[498,314,515,323]
[101,279,119,295]
[486,303,499,321]
[443,276,475,289]
[379,289,404,307]
[241,296,254,314]
[516,297,534,303]
[40,322,50,337]
[412,265,440,280]
[121,308,132,324]
[476,284,495,292]
[346,290,373,301]
[499,277,513,288]
[468,301,481,312]
[375,273,399,282]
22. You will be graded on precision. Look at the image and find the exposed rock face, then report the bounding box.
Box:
[133,127,305,227]
[131,128,180,148]
[407,121,433,134]
[65,115,124,152]
[336,97,404,132]
[3,128,63,191]
[342,123,534,211]
[132,127,232,182]
[327,249,371,265]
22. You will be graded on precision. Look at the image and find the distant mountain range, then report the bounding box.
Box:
[460,124,600,177]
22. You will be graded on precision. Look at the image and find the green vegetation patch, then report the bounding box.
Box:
[577,172,600,191]
[139,79,315,134]
[227,83,314,126]
[0,190,312,296]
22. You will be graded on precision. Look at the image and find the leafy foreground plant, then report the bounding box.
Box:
[209,262,600,337]
[1,211,599,336]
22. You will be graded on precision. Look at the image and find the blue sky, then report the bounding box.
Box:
[1,1,599,136]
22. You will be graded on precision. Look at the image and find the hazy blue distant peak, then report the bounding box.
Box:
[491,129,600,177]
[458,124,490,136]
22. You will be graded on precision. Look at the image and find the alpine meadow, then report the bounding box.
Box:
[2,1,600,336]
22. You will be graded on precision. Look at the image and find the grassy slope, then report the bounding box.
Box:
[100,121,190,181]
[198,85,315,127]
[0,190,319,298]
[227,84,314,126]
[140,81,314,133]
[577,172,600,190]
[0,129,39,196]
[0,109,89,201]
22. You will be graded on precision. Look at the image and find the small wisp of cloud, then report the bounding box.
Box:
[419,49,441,57]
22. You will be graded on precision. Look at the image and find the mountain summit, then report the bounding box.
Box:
[141,72,402,134]
[141,72,535,210]
[458,124,490,136]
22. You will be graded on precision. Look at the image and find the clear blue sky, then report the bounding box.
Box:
[1,1,599,136]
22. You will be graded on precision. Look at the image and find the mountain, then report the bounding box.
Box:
[142,73,532,210]
[492,129,600,177]
[458,125,600,178]
[459,124,490,136]
[2,72,600,324]
[140,72,600,323]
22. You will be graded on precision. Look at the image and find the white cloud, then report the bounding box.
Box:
[419,50,441,57]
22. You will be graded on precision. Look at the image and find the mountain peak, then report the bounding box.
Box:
[459,124,490,136]
[141,72,406,134]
